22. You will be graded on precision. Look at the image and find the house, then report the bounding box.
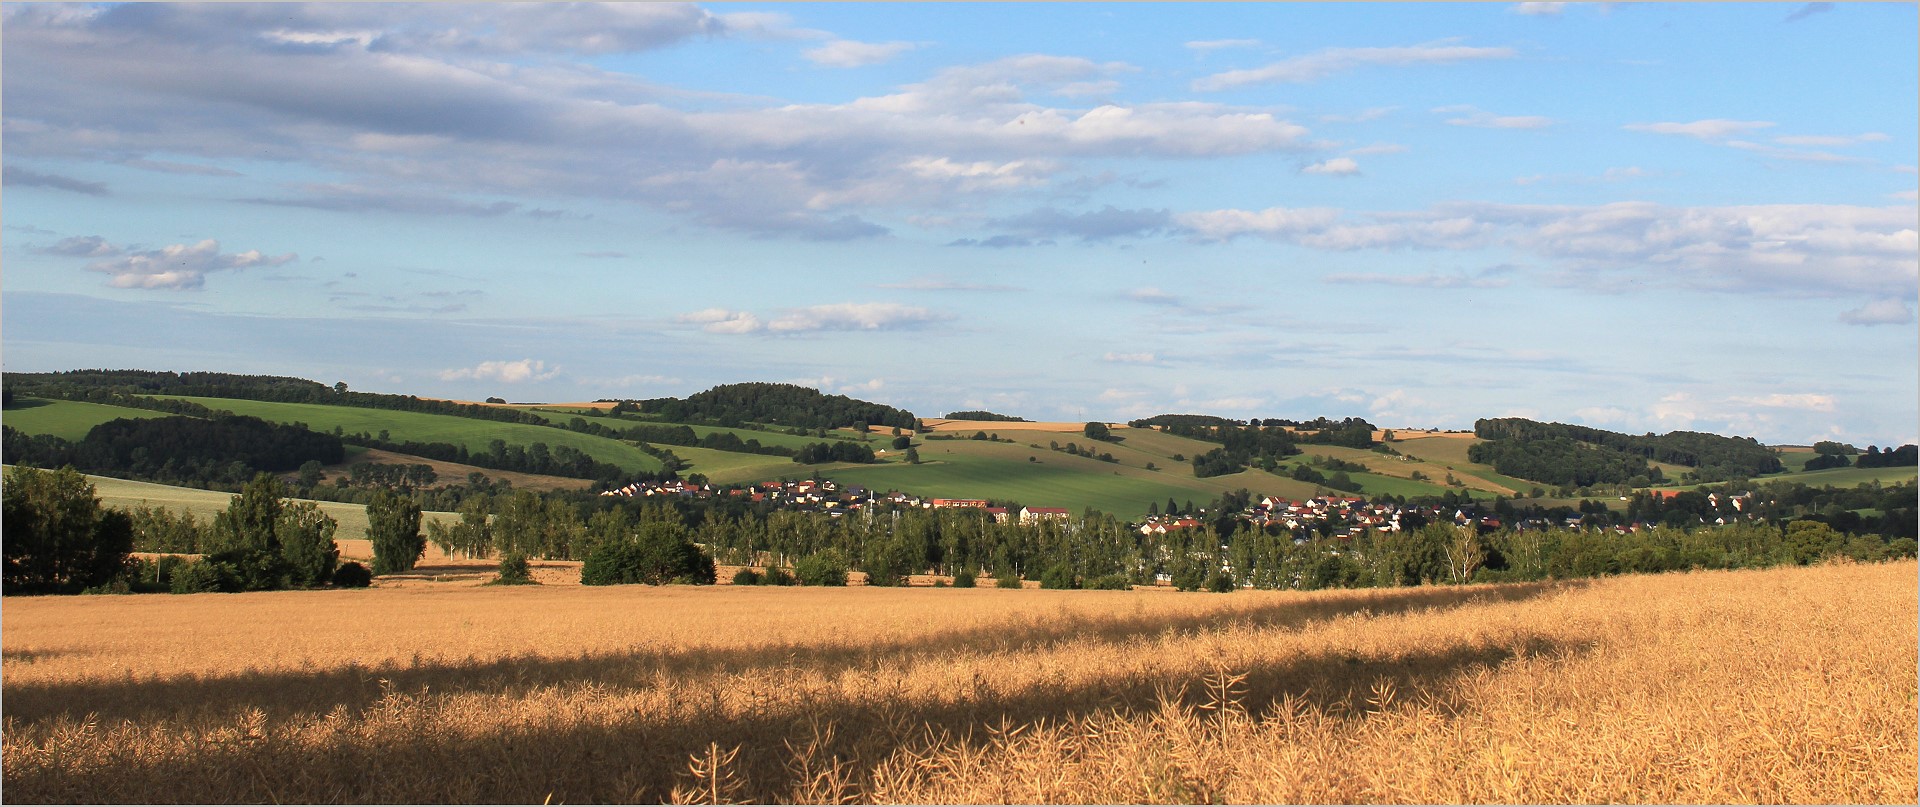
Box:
[1020,506,1071,524]
[932,498,991,509]
[984,507,1011,523]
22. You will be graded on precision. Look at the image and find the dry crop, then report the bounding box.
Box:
[3,560,1914,803]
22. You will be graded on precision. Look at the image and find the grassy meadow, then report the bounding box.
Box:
[2,560,1912,803]
[143,395,666,474]
[78,472,457,547]
[1,398,172,441]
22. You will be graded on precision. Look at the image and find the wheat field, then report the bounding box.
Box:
[3,560,1914,804]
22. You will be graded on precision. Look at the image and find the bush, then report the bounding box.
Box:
[758,566,795,586]
[332,561,373,588]
[1206,570,1238,593]
[793,552,848,586]
[732,568,762,586]
[169,560,228,594]
[491,553,535,585]
[995,571,1024,589]
[1039,563,1079,590]
[1085,573,1131,590]
[951,570,977,588]
[580,523,715,586]
[367,490,425,576]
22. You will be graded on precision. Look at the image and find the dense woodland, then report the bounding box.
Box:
[624,382,918,430]
[1,417,344,488]
[1472,417,1783,484]
[943,410,1029,421]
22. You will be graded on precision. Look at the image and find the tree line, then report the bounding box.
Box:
[1473,417,1783,483]
[2,417,344,489]
[624,382,918,431]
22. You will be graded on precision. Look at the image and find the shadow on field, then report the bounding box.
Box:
[2,581,1595,802]
[1,580,1582,728]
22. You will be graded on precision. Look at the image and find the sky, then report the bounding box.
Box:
[3,1,1916,446]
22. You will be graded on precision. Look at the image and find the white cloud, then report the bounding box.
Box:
[767,302,946,333]
[85,239,295,290]
[1437,106,1553,129]
[1323,270,1509,289]
[678,308,765,334]
[1194,43,1515,91]
[1302,157,1361,176]
[1839,298,1915,326]
[1512,2,1568,15]
[1624,119,1775,140]
[685,303,947,335]
[438,359,560,384]
[1179,201,1919,298]
[1103,352,1158,364]
[1773,132,1889,147]
[1185,39,1261,52]
[804,39,918,68]
[1728,393,1836,412]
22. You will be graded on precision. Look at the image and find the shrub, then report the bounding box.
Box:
[1085,573,1131,590]
[367,490,425,576]
[1039,563,1079,590]
[581,523,715,586]
[732,568,762,586]
[951,570,976,588]
[332,561,373,588]
[1206,570,1238,593]
[793,552,848,586]
[491,553,535,585]
[995,571,1023,589]
[169,560,228,594]
[758,566,795,586]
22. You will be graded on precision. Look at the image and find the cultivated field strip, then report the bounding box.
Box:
[2,561,1913,803]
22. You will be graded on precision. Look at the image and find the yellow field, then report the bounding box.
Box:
[3,561,1913,804]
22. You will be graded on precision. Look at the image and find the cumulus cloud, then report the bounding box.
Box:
[804,39,918,68]
[979,205,1173,243]
[1624,119,1775,140]
[3,165,108,195]
[1302,157,1361,176]
[85,239,296,290]
[437,359,560,384]
[2,8,1314,241]
[1839,298,1916,326]
[1194,43,1515,91]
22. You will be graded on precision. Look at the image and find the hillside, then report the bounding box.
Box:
[5,371,1914,519]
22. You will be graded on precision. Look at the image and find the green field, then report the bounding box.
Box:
[823,434,1325,517]
[145,396,664,474]
[667,444,816,485]
[2,398,173,441]
[523,408,833,452]
[1759,464,1917,488]
[21,470,458,544]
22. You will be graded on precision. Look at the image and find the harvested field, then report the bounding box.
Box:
[3,560,1912,804]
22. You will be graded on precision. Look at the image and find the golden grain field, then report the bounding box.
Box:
[3,560,1914,804]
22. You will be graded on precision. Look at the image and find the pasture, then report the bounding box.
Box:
[2,561,1910,803]
[142,395,665,474]
[80,472,458,545]
[1,397,172,441]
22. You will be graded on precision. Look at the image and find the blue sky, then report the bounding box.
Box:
[4,2,1915,446]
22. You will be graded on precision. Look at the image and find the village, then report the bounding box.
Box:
[598,478,1761,538]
